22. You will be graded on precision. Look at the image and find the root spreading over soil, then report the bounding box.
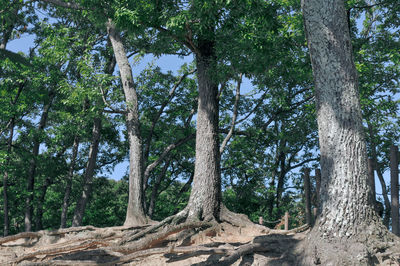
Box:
[1,212,399,265]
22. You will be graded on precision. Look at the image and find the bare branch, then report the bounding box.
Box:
[143,69,196,163]
[100,87,127,114]
[220,74,242,154]
[144,133,195,183]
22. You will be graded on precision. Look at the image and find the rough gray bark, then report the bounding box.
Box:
[107,20,147,226]
[390,145,399,236]
[24,90,55,232]
[71,117,102,227]
[60,135,80,228]
[186,39,221,221]
[301,0,395,264]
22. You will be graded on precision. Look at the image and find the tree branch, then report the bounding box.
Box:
[39,0,91,10]
[143,69,196,163]
[220,74,242,154]
[144,133,195,185]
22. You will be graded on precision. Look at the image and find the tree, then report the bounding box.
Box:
[301,0,400,264]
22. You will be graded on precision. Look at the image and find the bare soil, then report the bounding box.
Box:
[1,221,399,265]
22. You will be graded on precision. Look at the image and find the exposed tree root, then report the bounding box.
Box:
[111,221,214,254]
[3,208,317,265]
[0,231,43,245]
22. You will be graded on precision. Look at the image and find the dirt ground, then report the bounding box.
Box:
[0,223,309,265]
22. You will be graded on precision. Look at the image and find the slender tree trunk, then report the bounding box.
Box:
[390,145,399,236]
[2,117,14,236]
[186,39,221,221]
[107,20,147,226]
[71,117,102,227]
[314,168,321,208]
[368,158,376,200]
[35,177,51,231]
[303,168,312,225]
[60,135,80,228]
[24,90,55,232]
[147,159,171,218]
[275,140,286,212]
[301,0,393,263]
[368,122,391,227]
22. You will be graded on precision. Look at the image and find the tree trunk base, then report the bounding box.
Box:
[297,221,400,265]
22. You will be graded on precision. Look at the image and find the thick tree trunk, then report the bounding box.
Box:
[71,117,102,227]
[186,40,221,222]
[60,135,80,228]
[390,145,399,236]
[24,91,55,232]
[301,0,395,264]
[107,20,147,226]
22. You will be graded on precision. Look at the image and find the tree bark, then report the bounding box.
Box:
[107,20,147,226]
[314,168,321,209]
[24,90,55,232]
[368,158,376,201]
[303,168,312,225]
[71,117,102,227]
[2,117,14,236]
[368,122,391,227]
[186,39,221,221]
[60,135,80,228]
[147,159,171,218]
[301,0,393,263]
[390,145,399,236]
[35,177,51,231]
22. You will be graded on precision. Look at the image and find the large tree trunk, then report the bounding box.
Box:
[107,20,148,226]
[301,0,396,264]
[186,39,221,222]
[71,117,102,227]
[60,135,80,228]
[24,90,55,232]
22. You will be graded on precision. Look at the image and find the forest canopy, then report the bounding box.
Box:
[0,0,399,246]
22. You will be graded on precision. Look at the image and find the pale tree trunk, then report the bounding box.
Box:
[60,135,79,228]
[107,20,147,226]
[71,117,102,227]
[301,0,396,264]
[186,39,221,221]
[24,90,55,232]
